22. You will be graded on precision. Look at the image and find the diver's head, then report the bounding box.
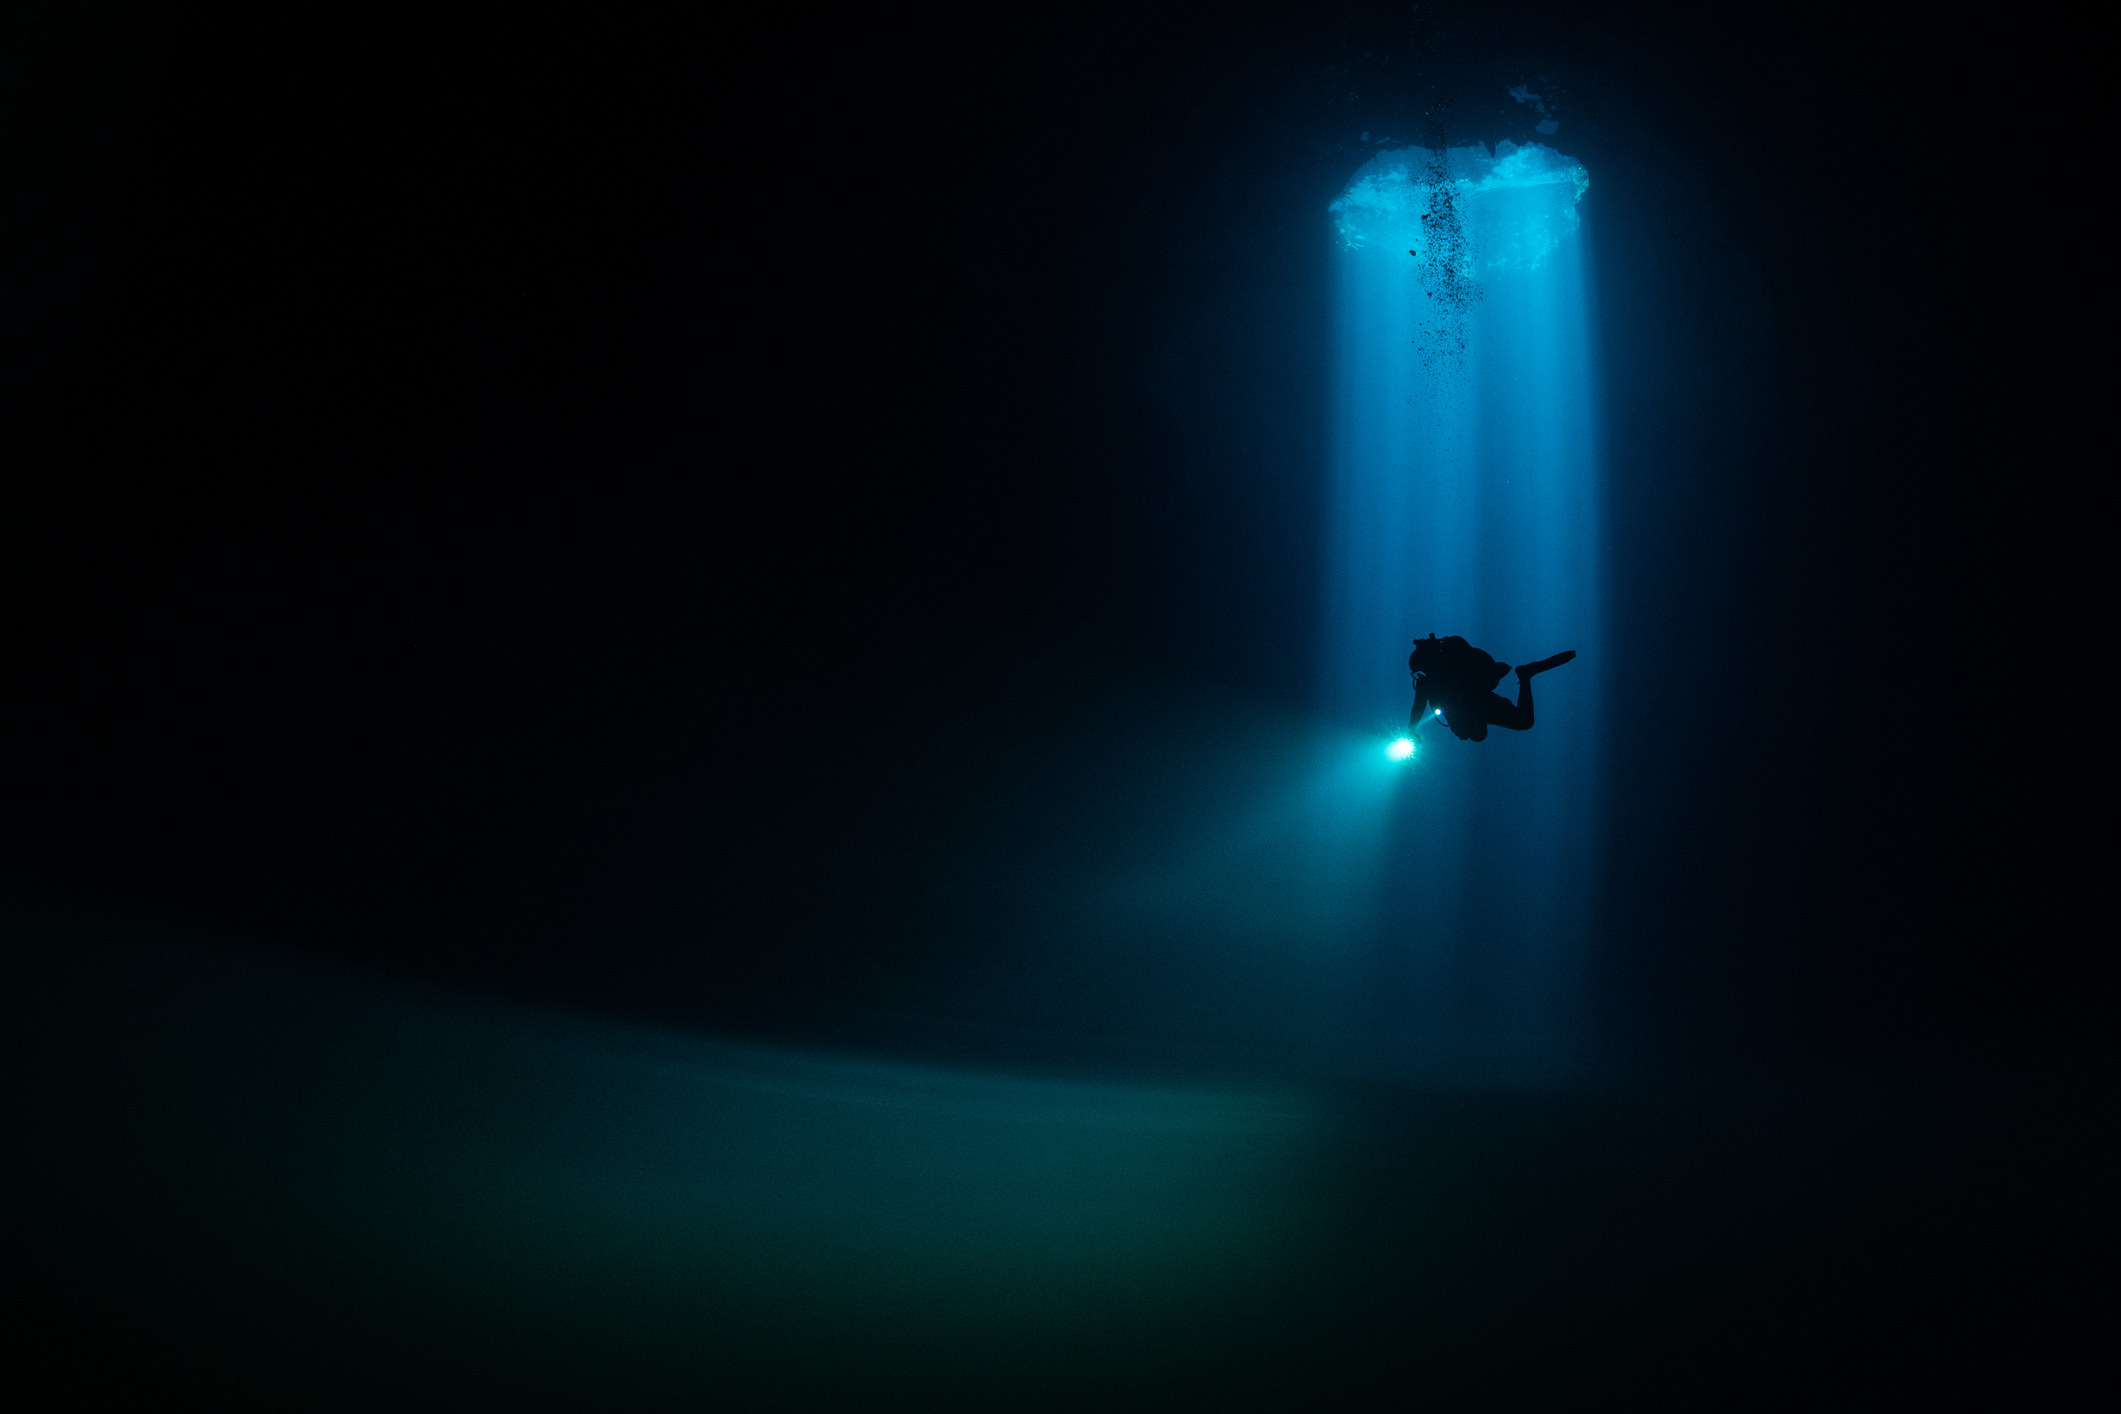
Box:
[1408,633,1439,676]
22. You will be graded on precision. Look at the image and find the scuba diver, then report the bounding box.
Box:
[1408,634,1577,742]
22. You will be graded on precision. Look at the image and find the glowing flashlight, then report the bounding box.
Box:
[1387,737,1415,761]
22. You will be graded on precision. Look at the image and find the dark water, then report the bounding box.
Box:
[2,2,2108,1403]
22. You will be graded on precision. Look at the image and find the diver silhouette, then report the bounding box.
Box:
[1408,634,1577,742]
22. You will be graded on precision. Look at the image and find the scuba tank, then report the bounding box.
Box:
[1408,633,1509,696]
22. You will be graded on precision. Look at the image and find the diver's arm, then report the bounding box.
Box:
[1409,685,1429,733]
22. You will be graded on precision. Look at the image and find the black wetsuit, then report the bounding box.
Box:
[1409,635,1536,742]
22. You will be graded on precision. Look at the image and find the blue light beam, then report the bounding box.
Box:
[1321,140,1605,1083]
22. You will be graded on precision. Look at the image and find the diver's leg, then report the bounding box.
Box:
[1487,684,1532,732]
[1487,651,1575,731]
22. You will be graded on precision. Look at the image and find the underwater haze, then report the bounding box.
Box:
[1326,139,1603,1082]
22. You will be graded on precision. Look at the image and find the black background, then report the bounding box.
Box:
[3,3,2106,1079]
